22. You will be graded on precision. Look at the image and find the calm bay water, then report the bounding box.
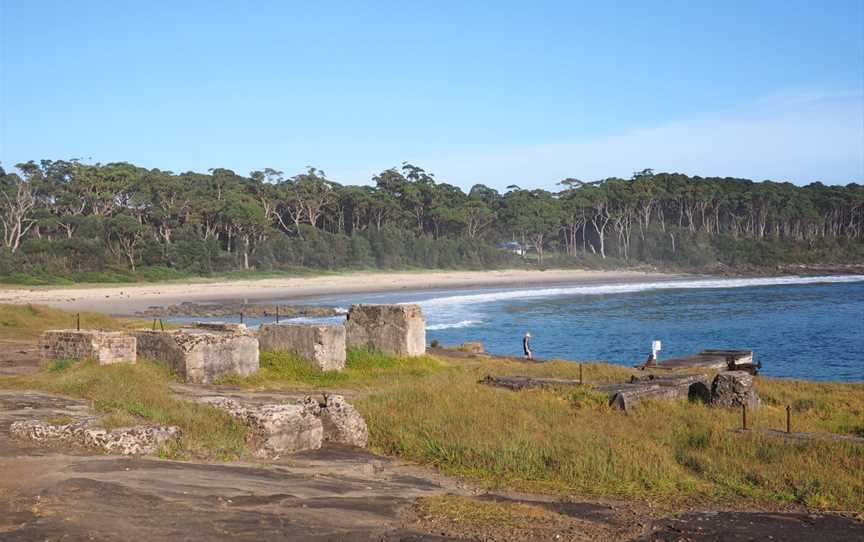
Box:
[185,275,864,382]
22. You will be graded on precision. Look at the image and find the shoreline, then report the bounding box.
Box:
[0,269,683,315]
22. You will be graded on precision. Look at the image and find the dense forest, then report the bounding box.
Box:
[1,159,862,283]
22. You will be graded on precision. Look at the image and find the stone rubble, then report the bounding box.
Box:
[198,397,324,456]
[10,419,180,455]
[301,394,369,448]
[199,393,369,456]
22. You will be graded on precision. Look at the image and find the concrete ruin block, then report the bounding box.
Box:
[258,324,346,371]
[711,371,760,409]
[302,394,369,448]
[40,330,136,365]
[345,304,426,357]
[133,324,259,384]
[199,397,323,455]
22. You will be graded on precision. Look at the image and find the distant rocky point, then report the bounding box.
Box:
[137,302,344,319]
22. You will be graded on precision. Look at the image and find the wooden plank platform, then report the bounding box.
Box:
[637,349,755,372]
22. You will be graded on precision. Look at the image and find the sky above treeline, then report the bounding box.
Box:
[1,0,862,191]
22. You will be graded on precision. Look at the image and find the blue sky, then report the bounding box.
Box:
[1,0,862,190]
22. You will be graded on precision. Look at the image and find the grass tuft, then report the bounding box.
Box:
[220,347,445,388]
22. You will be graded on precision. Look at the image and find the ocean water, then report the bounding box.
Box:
[185,275,864,382]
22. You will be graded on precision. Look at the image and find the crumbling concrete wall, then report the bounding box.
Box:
[302,394,369,447]
[258,324,346,371]
[198,397,324,456]
[40,330,136,365]
[711,371,761,409]
[11,419,179,455]
[134,324,259,384]
[345,304,426,357]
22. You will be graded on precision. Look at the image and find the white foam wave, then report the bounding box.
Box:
[414,275,864,309]
[426,320,482,330]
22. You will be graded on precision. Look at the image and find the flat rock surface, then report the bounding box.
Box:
[1,353,862,540]
[0,340,41,376]
[638,511,864,541]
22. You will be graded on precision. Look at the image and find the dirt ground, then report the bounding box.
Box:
[1,341,862,541]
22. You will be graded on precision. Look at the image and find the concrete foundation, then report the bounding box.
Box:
[345,304,426,357]
[134,324,259,384]
[40,330,136,365]
[258,324,346,371]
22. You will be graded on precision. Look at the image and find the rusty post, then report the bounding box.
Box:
[76,313,80,331]
[786,405,791,434]
[742,404,747,430]
[579,363,583,385]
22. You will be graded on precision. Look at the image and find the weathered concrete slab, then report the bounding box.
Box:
[258,324,346,371]
[199,396,324,456]
[40,330,137,365]
[345,304,426,357]
[302,394,369,448]
[134,324,259,384]
[711,370,760,409]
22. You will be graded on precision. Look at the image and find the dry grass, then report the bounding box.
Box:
[0,304,860,511]
[0,303,147,341]
[355,354,864,511]
[0,359,249,460]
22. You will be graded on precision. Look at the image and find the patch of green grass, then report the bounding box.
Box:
[222,347,445,389]
[0,359,248,460]
[48,358,78,372]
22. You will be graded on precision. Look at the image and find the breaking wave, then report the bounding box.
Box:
[415,275,864,309]
[426,320,482,330]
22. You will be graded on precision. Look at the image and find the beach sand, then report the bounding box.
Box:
[0,269,680,315]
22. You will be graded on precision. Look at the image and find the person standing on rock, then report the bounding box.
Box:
[523,332,533,360]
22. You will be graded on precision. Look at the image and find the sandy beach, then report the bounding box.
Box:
[0,269,679,315]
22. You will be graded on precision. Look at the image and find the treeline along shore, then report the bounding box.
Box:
[1,160,862,284]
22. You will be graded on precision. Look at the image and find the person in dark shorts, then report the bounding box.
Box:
[523,332,533,360]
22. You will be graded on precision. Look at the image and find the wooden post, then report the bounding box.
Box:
[786,405,791,434]
[240,311,244,324]
[152,318,157,331]
[742,404,747,430]
[276,306,279,324]
[76,313,80,331]
[159,319,164,331]
[579,363,583,385]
